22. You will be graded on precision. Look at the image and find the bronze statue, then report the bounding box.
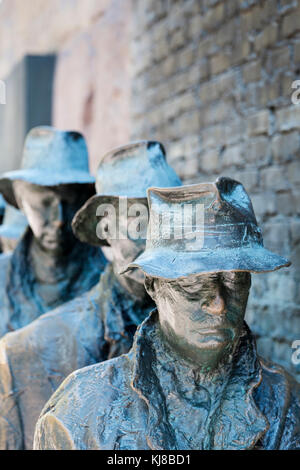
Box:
[0,126,106,338]
[0,141,181,449]
[34,178,300,450]
[0,204,28,253]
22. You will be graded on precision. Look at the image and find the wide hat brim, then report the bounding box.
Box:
[123,246,291,279]
[0,170,95,208]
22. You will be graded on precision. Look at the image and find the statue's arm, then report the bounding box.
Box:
[0,337,23,450]
[33,371,81,451]
[278,385,300,450]
[33,414,76,450]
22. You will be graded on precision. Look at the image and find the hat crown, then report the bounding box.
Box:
[96,141,182,198]
[21,126,90,175]
[146,177,262,252]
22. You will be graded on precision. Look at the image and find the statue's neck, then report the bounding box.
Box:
[158,322,237,382]
[29,237,79,284]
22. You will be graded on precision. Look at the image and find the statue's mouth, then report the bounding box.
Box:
[192,326,234,344]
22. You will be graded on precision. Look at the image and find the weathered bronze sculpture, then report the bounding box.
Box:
[34,178,300,450]
[0,126,105,338]
[0,204,27,253]
[0,141,181,449]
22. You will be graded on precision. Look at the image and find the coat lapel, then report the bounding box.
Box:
[132,313,269,450]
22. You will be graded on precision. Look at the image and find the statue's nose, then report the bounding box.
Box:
[202,293,226,316]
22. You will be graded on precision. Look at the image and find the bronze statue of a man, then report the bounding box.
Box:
[34,178,300,450]
[0,141,181,449]
[0,126,106,338]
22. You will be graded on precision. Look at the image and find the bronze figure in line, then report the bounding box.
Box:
[34,178,300,450]
[0,141,181,449]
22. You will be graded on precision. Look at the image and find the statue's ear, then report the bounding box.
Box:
[12,182,24,212]
[144,276,156,300]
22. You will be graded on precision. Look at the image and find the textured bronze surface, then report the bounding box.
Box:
[0,141,181,449]
[0,127,105,338]
[34,179,299,450]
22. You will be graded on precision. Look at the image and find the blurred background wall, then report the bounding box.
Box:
[0,0,132,173]
[0,0,299,380]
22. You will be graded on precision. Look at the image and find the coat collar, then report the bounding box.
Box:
[131,311,269,450]
[97,264,154,358]
[4,228,104,331]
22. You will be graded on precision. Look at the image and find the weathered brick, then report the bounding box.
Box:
[153,37,169,61]
[203,101,234,126]
[216,19,236,46]
[261,166,289,191]
[201,124,226,148]
[287,160,300,184]
[247,110,270,136]
[276,191,296,215]
[240,5,262,31]
[199,149,220,172]
[276,105,300,131]
[224,120,245,145]
[199,81,219,104]
[202,2,225,31]
[271,132,300,163]
[210,53,230,75]
[295,41,300,63]
[282,7,300,37]
[290,219,300,245]
[254,23,278,51]
[161,55,177,77]
[231,40,251,65]
[246,137,269,163]
[251,192,277,217]
[177,46,195,71]
[221,144,244,168]
[188,14,203,39]
[175,110,201,135]
[269,46,291,70]
[197,35,218,57]
[163,92,196,120]
[170,28,186,51]
[242,60,261,83]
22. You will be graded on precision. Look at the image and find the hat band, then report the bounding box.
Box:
[147,222,263,252]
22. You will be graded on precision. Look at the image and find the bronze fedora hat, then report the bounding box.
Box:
[0,126,95,208]
[125,177,291,279]
[72,141,182,247]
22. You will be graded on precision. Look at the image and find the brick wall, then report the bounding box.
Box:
[131,0,300,381]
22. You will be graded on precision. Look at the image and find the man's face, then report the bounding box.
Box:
[149,272,251,367]
[13,181,92,255]
[109,208,148,286]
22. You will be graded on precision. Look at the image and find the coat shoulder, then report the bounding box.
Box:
[255,358,300,449]
[34,355,133,450]
[3,284,102,353]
